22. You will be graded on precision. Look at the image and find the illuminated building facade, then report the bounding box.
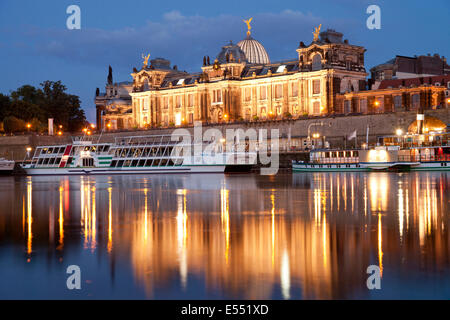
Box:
[95,23,448,130]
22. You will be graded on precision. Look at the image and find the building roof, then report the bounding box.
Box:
[237,35,270,65]
[217,41,247,64]
[378,74,450,89]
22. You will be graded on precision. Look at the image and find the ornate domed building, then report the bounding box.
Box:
[95,19,449,130]
[237,19,270,64]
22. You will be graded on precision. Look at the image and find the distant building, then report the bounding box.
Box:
[370,54,450,84]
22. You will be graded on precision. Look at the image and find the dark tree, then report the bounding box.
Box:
[207,56,210,65]
[0,93,11,121]
[203,56,206,66]
[7,81,87,132]
[96,88,100,96]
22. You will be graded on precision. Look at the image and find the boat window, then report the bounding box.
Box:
[124,160,131,167]
[117,160,124,167]
[131,160,139,167]
[110,160,117,168]
[103,146,110,152]
[339,152,344,157]
[152,159,160,167]
[82,158,94,167]
[43,158,49,165]
[138,160,146,167]
[325,152,330,158]
[134,149,142,158]
[354,151,359,157]
[42,148,48,154]
[345,151,351,157]
[145,159,152,167]
[47,148,53,154]
[49,158,56,165]
[38,158,43,165]
[59,147,65,154]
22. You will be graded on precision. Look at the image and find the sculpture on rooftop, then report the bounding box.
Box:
[243,17,253,37]
[142,53,150,68]
[313,24,322,42]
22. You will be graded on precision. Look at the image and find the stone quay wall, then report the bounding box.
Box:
[1,109,448,161]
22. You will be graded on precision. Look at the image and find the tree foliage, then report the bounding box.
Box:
[1,81,87,133]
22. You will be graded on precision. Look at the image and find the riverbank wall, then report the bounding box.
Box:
[1,109,448,161]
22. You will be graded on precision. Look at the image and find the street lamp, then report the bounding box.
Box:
[396,129,404,148]
[26,123,31,131]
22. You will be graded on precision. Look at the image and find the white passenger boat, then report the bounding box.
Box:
[21,135,257,176]
[0,158,15,174]
[292,149,369,172]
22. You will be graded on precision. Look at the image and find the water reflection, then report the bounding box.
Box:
[0,172,448,299]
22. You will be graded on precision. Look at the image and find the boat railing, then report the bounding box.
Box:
[398,155,450,162]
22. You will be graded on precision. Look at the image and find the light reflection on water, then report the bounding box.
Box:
[0,172,448,299]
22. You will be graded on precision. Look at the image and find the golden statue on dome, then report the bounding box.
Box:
[142,53,150,67]
[313,24,322,42]
[243,17,253,37]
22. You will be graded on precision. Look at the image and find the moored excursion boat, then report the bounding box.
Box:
[21,135,257,176]
[293,131,450,172]
[0,158,15,175]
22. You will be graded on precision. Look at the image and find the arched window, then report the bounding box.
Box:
[312,54,322,71]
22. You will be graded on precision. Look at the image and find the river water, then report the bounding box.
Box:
[0,172,448,299]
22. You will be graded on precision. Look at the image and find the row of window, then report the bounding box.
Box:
[110,158,182,168]
[242,81,320,102]
[111,146,177,158]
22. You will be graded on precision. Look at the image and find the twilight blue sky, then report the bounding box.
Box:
[0,0,449,122]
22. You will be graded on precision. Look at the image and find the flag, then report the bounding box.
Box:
[347,130,357,141]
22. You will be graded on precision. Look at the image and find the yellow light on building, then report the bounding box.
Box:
[107,123,112,129]
[396,129,403,136]
[26,123,31,129]
[26,147,32,152]
[312,133,320,139]
[374,100,380,107]
[175,113,182,126]
[57,131,63,136]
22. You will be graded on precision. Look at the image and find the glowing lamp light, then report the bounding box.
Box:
[312,133,320,139]
[83,128,88,133]
[396,129,403,136]
[57,131,63,136]
[224,114,229,120]
[374,100,380,107]
[90,124,96,129]
[26,123,31,129]
[87,130,92,136]
[220,138,226,143]
[447,98,450,104]
[26,147,32,152]
[175,113,182,126]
